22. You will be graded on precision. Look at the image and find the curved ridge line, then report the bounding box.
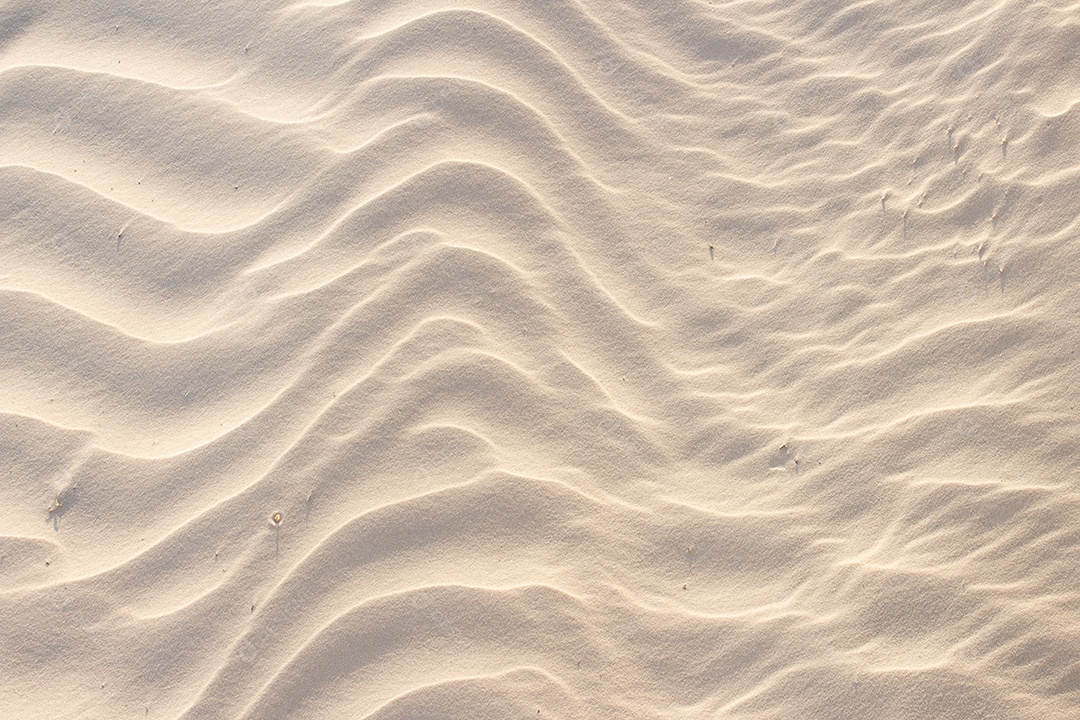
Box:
[0,286,243,346]
[0,410,95,442]
[583,0,784,80]
[269,238,529,300]
[246,158,567,273]
[121,570,235,621]
[0,62,241,93]
[824,301,1041,372]
[92,312,485,462]
[599,575,811,621]
[43,318,493,578]
[398,345,536,386]
[359,665,574,719]
[234,582,585,719]
[336,7,640,122]
[245,156,654,333]
[253,472,614,611]
[559,233,660,328]
[1,535,245,604]
[0,164,199,232]
[0,162,324,237]
[556,350,660,426]
[806,394,1041,443]
[656,495,807,521]
[349,73,623,193]
[1,61,341,126]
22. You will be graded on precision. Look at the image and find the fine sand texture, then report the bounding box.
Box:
[2,0,1079,718]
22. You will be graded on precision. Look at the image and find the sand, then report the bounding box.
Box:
[1,0,1079,718]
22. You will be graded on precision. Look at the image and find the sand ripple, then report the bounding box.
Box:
[2,1,1079,718]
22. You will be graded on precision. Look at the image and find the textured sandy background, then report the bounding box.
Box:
[1,0,1079,718]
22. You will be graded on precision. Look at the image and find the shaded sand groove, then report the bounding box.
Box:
[2,0,1079,718]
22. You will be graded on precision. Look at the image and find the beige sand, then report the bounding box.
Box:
[1,0,1079,718]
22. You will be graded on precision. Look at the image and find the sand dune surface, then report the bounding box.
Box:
[2,0,1079,718]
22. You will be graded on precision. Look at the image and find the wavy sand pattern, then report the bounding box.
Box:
[2,0,1079,718]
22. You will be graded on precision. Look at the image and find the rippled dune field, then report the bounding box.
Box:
[2,0,1079,718]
